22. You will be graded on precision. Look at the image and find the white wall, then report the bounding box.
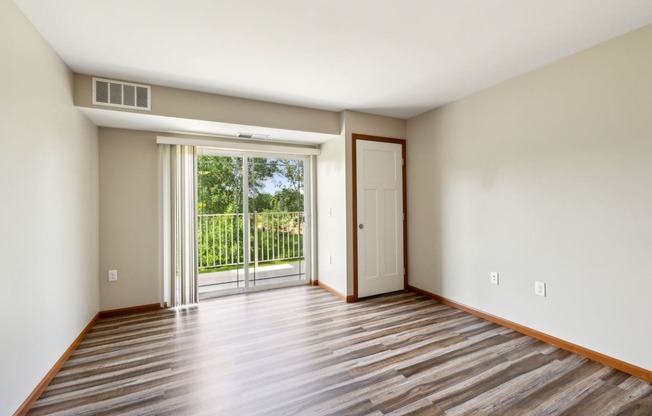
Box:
[99,128,160,310]
[310,111,408,298]
[407,24,652,371]
[316,135,348,295]
[0,1,99,414]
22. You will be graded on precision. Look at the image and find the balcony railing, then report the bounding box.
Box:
[197,212,304,271]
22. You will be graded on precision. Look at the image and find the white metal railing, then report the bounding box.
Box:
[197,212,304,270]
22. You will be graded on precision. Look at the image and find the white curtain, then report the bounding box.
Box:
[161,144,197,307]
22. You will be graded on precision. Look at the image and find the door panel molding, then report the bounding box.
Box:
[352,134,408,301]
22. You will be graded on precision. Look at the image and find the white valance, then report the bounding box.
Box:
[156,135,321,156]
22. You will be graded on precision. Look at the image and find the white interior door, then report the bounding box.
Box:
[356,140,404,298]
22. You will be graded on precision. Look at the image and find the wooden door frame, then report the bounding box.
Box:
[352,133,408,301]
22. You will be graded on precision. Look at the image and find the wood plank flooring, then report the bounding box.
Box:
[28,286,652,415]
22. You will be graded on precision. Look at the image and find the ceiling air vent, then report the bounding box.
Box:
[93,77,151,111]
[238,133,270,140]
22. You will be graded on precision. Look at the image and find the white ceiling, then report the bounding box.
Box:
[13,0,652,119]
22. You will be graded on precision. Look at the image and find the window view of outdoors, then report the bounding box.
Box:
[197,155,306,296]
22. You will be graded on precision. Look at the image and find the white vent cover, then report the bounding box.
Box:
[238,132,270,140]
[93,77,151,111]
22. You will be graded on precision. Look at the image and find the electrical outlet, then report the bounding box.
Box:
[108,270,118,282]
[535,281,546,297]
[490,272,499,285]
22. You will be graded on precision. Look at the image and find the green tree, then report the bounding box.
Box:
[271,159,304,212]
[272,188,303,212]
[247,157,280,211]
[197,155,243,215]
[197,156,281,214]
[250,192,274,212]
[197,155,306,270]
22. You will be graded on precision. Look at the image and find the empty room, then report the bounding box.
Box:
[1,0,651,415]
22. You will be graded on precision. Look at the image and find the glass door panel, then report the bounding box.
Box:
[197,151,310,300]
[197,154,246,298]
[248,157,307,287]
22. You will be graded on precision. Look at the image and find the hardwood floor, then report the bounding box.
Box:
[28,286,651,415]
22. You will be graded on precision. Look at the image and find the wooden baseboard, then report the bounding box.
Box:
[317,281,357,302]
[408,285,652,382]
[13,312,100,416]
[99,302,167,318]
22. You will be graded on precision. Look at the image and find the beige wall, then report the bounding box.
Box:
[316,134,348,295]
[96,113,406,307]
[343,111,406,296]
[407,24,652,370]
[97,115,405,307]
[99,128,325,309]
[0,1,99,414]
[99,128,160,310]
[74,74,341,135]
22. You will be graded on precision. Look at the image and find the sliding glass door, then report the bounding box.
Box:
[197,154,246,296]
[196,150,310,299]
[248,157,306,288]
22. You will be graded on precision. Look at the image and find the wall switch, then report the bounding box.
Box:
[490,272,499,285]
[328,207,332,217]
[328,255,332,265]
[535,281,546,297]
[108,269,118,282]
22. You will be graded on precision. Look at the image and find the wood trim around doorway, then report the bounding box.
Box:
[352,133,408,301]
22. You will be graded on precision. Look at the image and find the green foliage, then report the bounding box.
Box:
[197,155,306,271]
[272,188,303,212]
[249,192,274,212]
[197,212,304,269]
[197,213,245,267]
[251,212,304,262]
[197,156,243,214]
[197,155,305,215]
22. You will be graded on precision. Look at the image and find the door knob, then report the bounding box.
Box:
[359,224,364,229]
